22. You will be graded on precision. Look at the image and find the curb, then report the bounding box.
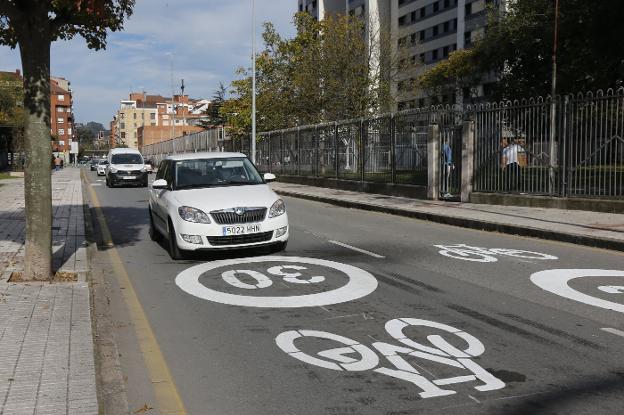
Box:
[275,189,624,252]
[81,169,132,415]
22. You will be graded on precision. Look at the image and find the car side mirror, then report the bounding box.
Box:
[152,179,167,189]
[264,173,276,183]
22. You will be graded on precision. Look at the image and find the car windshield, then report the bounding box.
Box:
[175,157,263,189]
[98,160,108,165]
[111,154,143,164]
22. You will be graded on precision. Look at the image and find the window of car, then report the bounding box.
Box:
[98,160,108,165]
[156,160,169,181]
[173,157,263,189]
[111,153,143,164]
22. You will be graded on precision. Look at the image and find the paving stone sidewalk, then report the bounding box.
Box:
[271,182,624,251]
[0,168,97,415]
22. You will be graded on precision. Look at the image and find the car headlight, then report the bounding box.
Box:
[140,166,147,172]
[110,167,118,173]
[178,206,211,224]
[269,199,286,218]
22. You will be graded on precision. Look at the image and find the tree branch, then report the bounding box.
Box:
[0,1,20,20]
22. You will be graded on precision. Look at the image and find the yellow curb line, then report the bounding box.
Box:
[86,174,187,415]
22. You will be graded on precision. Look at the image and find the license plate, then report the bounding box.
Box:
[122,176,136,180]
[222,223,261,236]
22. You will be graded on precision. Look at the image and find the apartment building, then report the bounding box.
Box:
[50,77,74,158]
[297,0,500,110]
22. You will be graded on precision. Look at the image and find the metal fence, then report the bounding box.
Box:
[472,89,624,198]
[152,89,624,200]
[140,127,226,165]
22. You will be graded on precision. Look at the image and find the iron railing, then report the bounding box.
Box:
[152,88,624,200]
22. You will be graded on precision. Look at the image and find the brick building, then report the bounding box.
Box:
[50,77,74,159]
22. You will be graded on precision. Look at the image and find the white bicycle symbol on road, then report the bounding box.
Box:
[276,318,505,399]
[435,244,558,263]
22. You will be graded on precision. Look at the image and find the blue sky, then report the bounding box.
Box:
[0,0,296,126]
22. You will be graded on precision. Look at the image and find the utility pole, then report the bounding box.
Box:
[251,0,256,163]
[170,55,176,153]
[548,0,560,194]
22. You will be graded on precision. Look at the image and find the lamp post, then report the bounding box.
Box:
[548,0,560,195]
[251,0,256,164]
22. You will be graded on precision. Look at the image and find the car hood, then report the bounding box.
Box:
[171,184,280,211]
[111,164,143,170]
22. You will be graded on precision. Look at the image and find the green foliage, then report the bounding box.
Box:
[0,72,24,127]
[418,0,624,99]
[223,12,400,139]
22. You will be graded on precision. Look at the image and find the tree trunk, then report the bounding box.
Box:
[18,18,53,281]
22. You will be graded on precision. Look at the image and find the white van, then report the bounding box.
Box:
[106,148,148,187]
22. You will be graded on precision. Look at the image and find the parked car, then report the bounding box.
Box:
[148,152,288,259]
[96,159,109,176]
[90,159,99,171]
[105,148,148,187]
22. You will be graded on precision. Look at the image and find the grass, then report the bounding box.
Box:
[0,172,11,180]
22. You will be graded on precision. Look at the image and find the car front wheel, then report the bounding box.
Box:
[167,219,185,260]
[148,209,161,242]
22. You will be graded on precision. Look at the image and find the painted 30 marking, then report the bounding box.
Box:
[531,269,624,313]
[276,318,505,399]
[175,256,378,308]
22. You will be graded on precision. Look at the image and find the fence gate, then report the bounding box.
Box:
[439,125,462,199]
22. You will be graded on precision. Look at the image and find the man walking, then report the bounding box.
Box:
[502,137,523,191]
[54,155,62,172]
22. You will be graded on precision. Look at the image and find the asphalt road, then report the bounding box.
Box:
[85,170,624,415]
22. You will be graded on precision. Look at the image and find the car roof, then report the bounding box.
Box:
[164,152,247,161]
[109,148,141,154]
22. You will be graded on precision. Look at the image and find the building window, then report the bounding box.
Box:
[420,31,425,41]
[443,46,449,57]
[465,31,472,46]
[299,3,303,11]
[433,1,439,12]
[57,94,65,101]
[121,132,126,139]
[67,128,72,136]
[120,122,125,129]
[133,113,137,119]
[465,3,472,15]
[58,128,65,136]
[432,49,438,61]
[432,25,438,36]
[150,113,156,120]
[419,53,425,63]
[57,117,64,124]
[443,21,449,32]
[56,106,64,113]
[444,0,450,7]
[419,8,425,18]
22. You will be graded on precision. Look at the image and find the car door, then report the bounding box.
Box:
[151,160,170,232]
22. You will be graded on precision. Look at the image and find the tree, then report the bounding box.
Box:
[0,0,134,280]
[418,0,624,100]
[223,12,404,140]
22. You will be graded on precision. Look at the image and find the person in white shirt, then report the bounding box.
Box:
[502,137,523,191]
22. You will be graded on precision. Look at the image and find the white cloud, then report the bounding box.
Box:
[0,0,297,125]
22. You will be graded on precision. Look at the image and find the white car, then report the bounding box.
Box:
[96,160,108,176]
[148,152,288,259]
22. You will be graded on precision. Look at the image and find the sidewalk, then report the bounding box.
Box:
[0,168,97,414]
[271,182,624,251]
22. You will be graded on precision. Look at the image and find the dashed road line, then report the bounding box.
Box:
[601,327,624,338]
[328,240,385,259]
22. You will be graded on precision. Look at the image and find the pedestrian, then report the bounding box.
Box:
[502,137,523,192]
[441,138,454,198]
[60,158,64,169]
[54,155,62,172]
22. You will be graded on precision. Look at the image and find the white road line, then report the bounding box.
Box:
[601,327,624,338]
[328,240,385,259]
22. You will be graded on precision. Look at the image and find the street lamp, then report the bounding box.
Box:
[251,0,256,164]
[548,0,560,195]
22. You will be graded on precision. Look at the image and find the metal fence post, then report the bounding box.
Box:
[561,95,570,197]
[360,119,365,182]
[267,133,272,173]
[460,121,475,202]
[296,127,301,176]
[427,124,440,200]
[334,123,339,179]
[390,115,397,184]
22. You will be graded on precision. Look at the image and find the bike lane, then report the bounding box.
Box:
[88,174,624,414]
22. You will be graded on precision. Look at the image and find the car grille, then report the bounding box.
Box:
[117,170,141,175]
[207,231,273,246]
[210,208,267,225]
